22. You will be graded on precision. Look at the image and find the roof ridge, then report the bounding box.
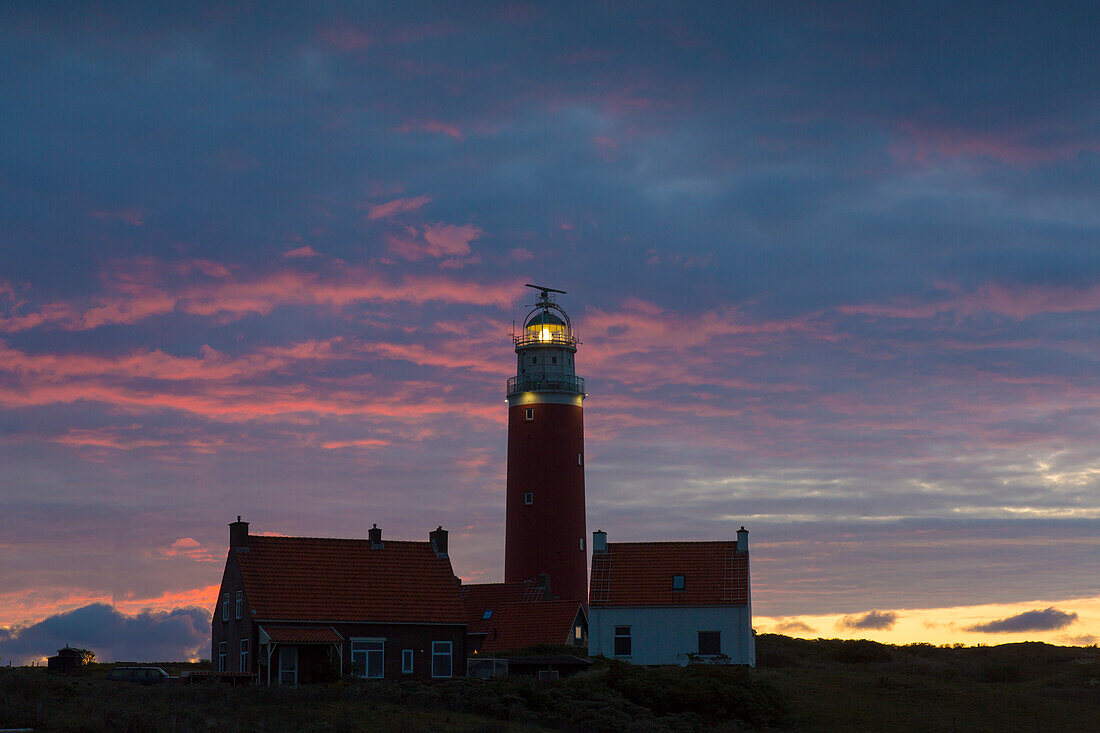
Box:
[249,535,431,545]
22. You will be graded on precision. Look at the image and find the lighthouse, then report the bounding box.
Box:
[504,284,588,602]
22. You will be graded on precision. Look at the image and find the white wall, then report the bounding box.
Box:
[589,606,754,667]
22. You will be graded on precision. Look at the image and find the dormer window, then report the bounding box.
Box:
[672,574,685,591]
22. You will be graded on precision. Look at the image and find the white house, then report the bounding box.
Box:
[587,528,754,667]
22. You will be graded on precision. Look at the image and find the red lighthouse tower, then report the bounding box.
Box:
[504,284,588,602]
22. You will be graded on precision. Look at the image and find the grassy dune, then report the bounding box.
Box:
[1,637,1096,731]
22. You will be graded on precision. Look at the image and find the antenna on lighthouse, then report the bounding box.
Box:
[525,283,566,304]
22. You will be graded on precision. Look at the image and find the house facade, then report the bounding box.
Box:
[211,518,466,684]
[587,528,754,667]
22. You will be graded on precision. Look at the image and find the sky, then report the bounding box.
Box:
[1,2,1099,663]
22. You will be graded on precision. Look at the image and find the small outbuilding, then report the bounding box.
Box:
[47,646,86,674]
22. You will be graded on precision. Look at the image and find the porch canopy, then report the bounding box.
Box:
[258,625,344,685]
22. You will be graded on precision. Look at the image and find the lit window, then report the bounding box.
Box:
[525,408,534,421]
[222,593,229,622]
[402,649,414,674]
[482,609,493,620]
[240,638,249,672]
[613,626,631,656]
[698,631,721,656]
[432,641,452,678]
[218,641,227,672]
[351,639,385,678]
[235,590,243,619]
[672,574,685,591]
[574,625,583,640]
[524,492,533,505]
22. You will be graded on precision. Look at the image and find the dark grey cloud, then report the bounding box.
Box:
[772,619,816,635]
[0,603,208,665]
[966,607,1079,634]
[838,610,898,631]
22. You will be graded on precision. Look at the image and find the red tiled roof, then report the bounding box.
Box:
[460,581,547,627]
[261,626,343,644]
[589,541,748,608]
[472,601,585,653]
[237,535,464,624]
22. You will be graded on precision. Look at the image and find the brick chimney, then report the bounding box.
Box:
[369,523,383,549]
[429,526,448,558]
[737,526,749,552]
[229,516,249,551]
[592,530,607,554]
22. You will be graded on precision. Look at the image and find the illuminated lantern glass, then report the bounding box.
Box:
[524,310,567,343]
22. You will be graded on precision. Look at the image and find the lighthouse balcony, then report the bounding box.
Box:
[507,374,585,395]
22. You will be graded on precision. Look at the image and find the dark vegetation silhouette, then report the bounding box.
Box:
[1,637,1096,731]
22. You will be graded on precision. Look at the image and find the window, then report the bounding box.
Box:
[613,626,632,657]
[537,669,560,680]
[698,631,721,656]
[574,625,583,641]
[551,356,557,364]
[402,649,414,674]
[578,453,583,466]
[351,639,385,678]
[235,590,243,619]
[530,357,536,364]
[525,408,534,421]
[672,574,685,590]
[482,609,493,620]
[579,537,585,551]
[218,641,227,672]
[240,638,249,673]
[222,593,229,621]
[524,492,533,505]
[431,641,452,678]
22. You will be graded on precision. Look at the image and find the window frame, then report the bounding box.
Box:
[431,640,453,678]
[525,407,534,421]
[672,574,685,591]
[235,590,243,619]
[221,593,229,622]
[351,637,386,679]
[524,491,533,505]
[698,630,721,656]
[613,626,632,657]
[239,638,250,673]
[218,641,227,672]
[401,648,414,674]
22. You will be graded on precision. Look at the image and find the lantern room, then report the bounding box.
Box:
[508,284,584,397]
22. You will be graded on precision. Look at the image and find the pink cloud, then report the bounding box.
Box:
[840,282,1100,320]
[283,245,320,258]
[90,208,145,226]
[365,195,432,220]
[157,538,217,562]
[0,258,520,332]
[318,25,372,51]
[321,439,391,449]
[892,121,1100,166]
[395,119,463,139]
[389,223,482,262]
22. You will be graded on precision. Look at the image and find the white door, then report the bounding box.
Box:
[278,646,298,686]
